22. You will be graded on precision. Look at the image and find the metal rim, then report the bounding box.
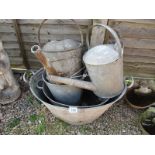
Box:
[43,82,110,108]
[38,19,84,47]
[43,84,126,110]
[126,97,150,109]
[83,52,123,66]
[30,68,127,110]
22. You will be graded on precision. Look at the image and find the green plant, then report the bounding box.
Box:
[26,95,34,104]
[26,94,41,107]
[30,114,46,134]
[125,76,134,87]
[7,117,20,129]
[29,114,38,123]
[35,123,46,134]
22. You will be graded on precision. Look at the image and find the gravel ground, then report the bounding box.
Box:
[0,74,145,135]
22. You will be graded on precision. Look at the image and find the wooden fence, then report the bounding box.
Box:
[0,19,155,77]
[0,19,93,69]
[107,19,155,78]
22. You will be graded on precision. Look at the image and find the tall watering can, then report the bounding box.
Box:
[47,24,124,98]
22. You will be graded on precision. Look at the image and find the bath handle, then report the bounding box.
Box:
[23,70,35,84]
[125,76,134,89]
[37,80,44,90]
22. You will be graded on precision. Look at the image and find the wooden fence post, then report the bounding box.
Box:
[12,19,30,69]
[90,19,108,47]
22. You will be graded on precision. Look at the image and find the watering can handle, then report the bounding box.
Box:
[86,24,123,56]
[38,19,84,47]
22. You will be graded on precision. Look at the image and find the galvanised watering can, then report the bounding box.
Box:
[47,24,124,98]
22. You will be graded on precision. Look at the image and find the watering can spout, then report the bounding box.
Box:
[31,45,58,75]
[48,74,96,92]
[31,45,41,54]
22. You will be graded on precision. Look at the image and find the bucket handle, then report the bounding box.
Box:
[38,19,84,47]
[86,24,123,56]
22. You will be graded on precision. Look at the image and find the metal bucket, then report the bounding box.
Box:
[29,68,127,125]
[37,79,109,108]
[31,19,84,77]
[42,70,82,105]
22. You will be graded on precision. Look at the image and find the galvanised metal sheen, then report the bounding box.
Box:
[29,68,127,125]
[42,70,82,106]
[48,24,124,98]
